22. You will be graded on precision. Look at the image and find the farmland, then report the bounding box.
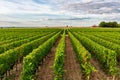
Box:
[0,28,120,80]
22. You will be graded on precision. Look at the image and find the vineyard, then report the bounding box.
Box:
[0,28,120,80]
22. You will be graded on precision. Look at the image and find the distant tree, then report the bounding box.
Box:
[99,21,119,28]
[99,21,106,27]
[118,24,120,28]
[112,22,118,28]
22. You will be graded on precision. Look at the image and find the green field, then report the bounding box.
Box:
[0,28,120,80]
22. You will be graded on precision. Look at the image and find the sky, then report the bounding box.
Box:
[0,0,120,27]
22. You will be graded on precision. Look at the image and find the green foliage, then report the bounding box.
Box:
[0,31,59,77]
[99,21,119,28]
[79,32,120,60]
[68,31,95,79]
[21,32,61,80]
[118,24,120,28]
[0,32,50,54]
[0,28,120,79]
[72,32,118,75]
[99,21,106,27]
[89,32,120,45]
[54,31,65,80]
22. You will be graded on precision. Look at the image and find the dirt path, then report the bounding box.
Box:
[35,36,61,80]
[90,55,120,80]
[3,61,22,80]
[90,57,108,80]
[115,64,120,80]
[64,35,82,80]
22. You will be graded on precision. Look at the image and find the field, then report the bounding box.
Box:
[0,28,120,80]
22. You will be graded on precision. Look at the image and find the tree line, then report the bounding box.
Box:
[99,21,120,28]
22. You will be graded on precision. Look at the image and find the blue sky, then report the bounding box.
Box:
[0,0,120,27]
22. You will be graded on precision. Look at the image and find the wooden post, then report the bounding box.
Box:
[112,75,115,80]
[16,63,18,71]
[8,70,10,76]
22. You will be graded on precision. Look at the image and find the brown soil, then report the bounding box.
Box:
[35,36,61,80]
[3,61,22,80]
[90,57,120,80]
[64,35,82,80]
[90,57,108,80]
[115,64,120,80]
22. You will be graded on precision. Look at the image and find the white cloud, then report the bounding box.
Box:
[0,0,55,14]
[0,0,120,27]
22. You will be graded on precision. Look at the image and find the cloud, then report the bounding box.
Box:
[63,1,120,14]
[0,0,120,27]
[0,0,56,14]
